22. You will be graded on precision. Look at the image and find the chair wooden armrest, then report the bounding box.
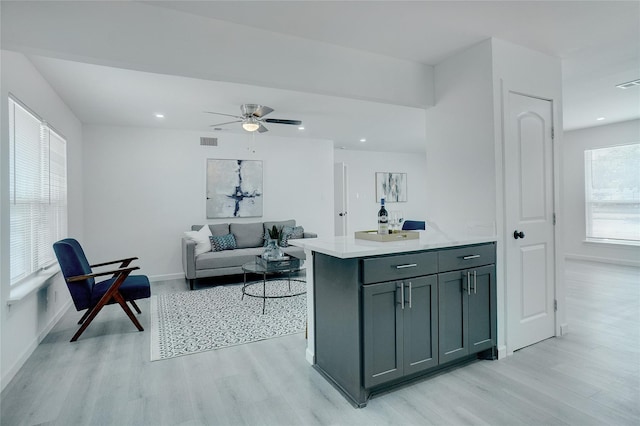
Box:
[91,257,138,268]
[67,266,140,282]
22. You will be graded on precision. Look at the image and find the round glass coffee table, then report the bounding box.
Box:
[241,258,306,314]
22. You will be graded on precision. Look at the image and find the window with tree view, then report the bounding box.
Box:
[584,143,640,243]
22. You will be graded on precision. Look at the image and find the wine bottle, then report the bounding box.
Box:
[378,198,389,235]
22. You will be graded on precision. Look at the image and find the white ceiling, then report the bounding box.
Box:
[4,1,640,153]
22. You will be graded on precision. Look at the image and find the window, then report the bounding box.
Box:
[9,97,67,285]
[584,143,640,243]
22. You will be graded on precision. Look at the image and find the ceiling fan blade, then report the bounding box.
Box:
[264,118,302,126]
[204,111,243,119]
[257,123,269,133]
[209,120,242,127]
[253,105,274,118]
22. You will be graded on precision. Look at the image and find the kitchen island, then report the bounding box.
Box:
[289,228,498,407]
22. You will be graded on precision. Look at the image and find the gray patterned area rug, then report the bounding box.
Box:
[150,280,306,361]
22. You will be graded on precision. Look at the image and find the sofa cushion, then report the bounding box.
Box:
[210,234,237,252]
[184,225,212,256]
[263,220,296,235]
[210,223,230,236]
[230,222,264,248]
[191,223,230,237]
[283,246,306,260]
[196,247,263,270]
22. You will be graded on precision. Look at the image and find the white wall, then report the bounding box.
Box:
[424,39,496,234]
[424,38,564,355]
[563,119,640,266]
[82,126,334,280]
[0,50,83,390]
[333,149,428,233]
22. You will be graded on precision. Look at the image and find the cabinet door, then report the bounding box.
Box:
[363,281,404,388]
[468,264,497,353]
[438,270,469,364]
[403,275,438,376]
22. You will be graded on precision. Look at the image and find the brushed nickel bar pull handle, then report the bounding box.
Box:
[473,270,477,294]
[463,255,480,260]
[396,263,418,269]
[467,272,471,296]
[408,282,412,309]
[401,282,405,310]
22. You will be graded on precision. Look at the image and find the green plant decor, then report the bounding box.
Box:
[268,225,283,246]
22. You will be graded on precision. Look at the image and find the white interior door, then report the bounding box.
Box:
[334,162,348,236]
[505,92,556,352]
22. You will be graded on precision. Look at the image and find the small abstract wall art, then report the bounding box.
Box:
[376,172,407,203]
[206,159,263,218]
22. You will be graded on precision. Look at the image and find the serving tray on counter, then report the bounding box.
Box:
[354,230,419,242]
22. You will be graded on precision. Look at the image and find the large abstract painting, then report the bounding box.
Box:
[376,172,407,203]
[206,159,263,218]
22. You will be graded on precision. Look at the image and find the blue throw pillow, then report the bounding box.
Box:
[281,225,304,247]
[210,233,237,252]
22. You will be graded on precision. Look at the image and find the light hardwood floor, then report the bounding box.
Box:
[1,260,638,425]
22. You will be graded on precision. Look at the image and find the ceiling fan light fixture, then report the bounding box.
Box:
[242,117,260,132]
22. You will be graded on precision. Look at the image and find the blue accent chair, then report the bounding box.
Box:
[402,220,426,231]
[53,238,151,342]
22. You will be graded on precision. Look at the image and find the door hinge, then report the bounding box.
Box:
[554,300,558,312]
[551,127,555,139]
[553,213,556,225]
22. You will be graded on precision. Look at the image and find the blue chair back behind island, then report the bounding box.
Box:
[402,220,426,231]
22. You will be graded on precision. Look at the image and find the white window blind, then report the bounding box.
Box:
[584,143,640,243]
[9,97,67,285]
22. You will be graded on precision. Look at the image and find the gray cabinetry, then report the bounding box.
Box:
[438,247,497,364]
[438,270,468,364]
[313,241,496,407]
[362,280,403,387]
[363,275,438,388]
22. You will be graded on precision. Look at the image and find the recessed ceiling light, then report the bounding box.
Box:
[154,113,165,119]
[360,138,366,143]
[616,79,640,89]
[298,126,305,130]
[596,117,606,121]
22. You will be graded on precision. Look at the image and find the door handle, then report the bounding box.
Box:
[338,212,347,216]
[473,270,477,294]
[466,272,471,296]
[513,230,525,239]
[408,281,412,309]
[399,282,405,310]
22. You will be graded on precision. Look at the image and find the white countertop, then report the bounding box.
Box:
[289,228,497,259]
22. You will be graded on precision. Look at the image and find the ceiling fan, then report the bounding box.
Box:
[205,104,302,133]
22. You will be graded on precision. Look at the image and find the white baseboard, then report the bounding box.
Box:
[306,347,315,365]
[497,345,507,359]
[1,299,72,392]
[148,273,184,282]
[564,253,640,268]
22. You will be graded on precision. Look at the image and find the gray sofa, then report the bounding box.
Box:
[181,219,316,289]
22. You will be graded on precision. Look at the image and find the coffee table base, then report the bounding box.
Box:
[242,271,306,314]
